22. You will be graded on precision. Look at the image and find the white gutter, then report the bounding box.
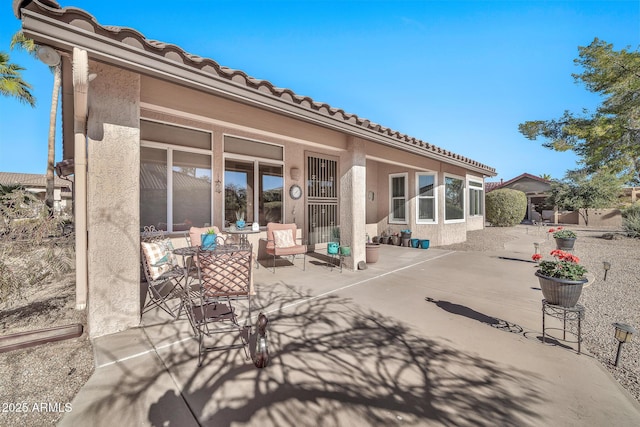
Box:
[72,47,88,310]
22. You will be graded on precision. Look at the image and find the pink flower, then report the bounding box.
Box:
[532,253,543,262]
[548,228,556,233]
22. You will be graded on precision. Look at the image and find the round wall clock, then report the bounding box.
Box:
[289,184,302,200]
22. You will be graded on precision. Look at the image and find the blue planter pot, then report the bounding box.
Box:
[410,238,420,248]
[420,239,430,249]
[327,242,339,255]
[201,233,217,250]
[236,220,246,229]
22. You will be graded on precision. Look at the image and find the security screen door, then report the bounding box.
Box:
[306,154,339,244]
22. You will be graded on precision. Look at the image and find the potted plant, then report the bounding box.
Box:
[389,233,400,246]
[235,210,246,229]
[201,228,217,250]
[549,227,577,250]
[532,249,588,307]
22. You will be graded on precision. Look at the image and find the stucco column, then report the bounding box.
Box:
[85,62,141,338]
[340,137,366,270]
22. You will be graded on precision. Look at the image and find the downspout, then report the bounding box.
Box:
[72,47,88,310]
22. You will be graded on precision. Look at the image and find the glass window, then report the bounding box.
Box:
[389,173,407,223]
[445,176,465,221]
[140,147,168,230]
[259,164,283,224]
[172,151,211,230]
[140,146,212,231]
[224,160,254,225]
[416,173,436,223]
[468,180,484,216]
[224,158,284,227]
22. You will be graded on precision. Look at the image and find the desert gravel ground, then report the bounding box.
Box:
[0,224,638,426]
[0,273,93,427]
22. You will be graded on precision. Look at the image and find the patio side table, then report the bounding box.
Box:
[542,299,585,354]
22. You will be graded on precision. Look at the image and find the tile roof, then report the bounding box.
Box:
[0,171,72,190]
[486,173,551,192]
[14,0,495,176]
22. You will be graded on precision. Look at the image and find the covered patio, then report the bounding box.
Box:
[59,228,640,426]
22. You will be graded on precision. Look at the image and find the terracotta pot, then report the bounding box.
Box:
[536,271,587,307]
[365,243,380,263]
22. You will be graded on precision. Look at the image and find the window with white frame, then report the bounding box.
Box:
[140,146,212,232]
[224,136,283,227]
[468,180,484,216]
[389,173,408,223]
[140,120,213,232]
[444,175,465,221]
[416,172,437,223]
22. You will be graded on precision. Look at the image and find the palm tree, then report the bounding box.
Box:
[11,31,60,215]
[539,173,552,181]
[0,51,36,106]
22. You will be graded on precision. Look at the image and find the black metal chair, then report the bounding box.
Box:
[183,242,253,366]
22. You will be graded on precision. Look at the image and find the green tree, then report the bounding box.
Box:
[539,174,552,180]
[0,51,35,106]
[11,31,61,214]
[548,171,622,226]
[519,38,640,184]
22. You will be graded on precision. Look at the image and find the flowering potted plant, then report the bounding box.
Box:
[532,249,588,307]
[548,226,577,250]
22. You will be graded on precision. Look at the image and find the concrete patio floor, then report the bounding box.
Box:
[60,226,640,426]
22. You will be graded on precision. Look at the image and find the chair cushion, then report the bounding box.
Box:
[189,226,219,246]
[141,239,178,280]
[273,229,296,248]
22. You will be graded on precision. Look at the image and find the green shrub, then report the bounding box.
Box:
[485,189,527,227]
[622,202,640,238]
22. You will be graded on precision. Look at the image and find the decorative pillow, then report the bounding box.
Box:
[273,229,296,248]
[141,239,177,280]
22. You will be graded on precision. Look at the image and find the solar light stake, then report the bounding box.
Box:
[533,242,540,254]
[612,322,636,367]
[603,261,611,281]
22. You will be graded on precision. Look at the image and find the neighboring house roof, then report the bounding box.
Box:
[486,173,551,195]
[0,172,72,192]
[14,0,496,177]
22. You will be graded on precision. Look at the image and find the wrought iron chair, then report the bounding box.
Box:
[140,226,185,319]
[265,222,307,273]
[184,242,253,366]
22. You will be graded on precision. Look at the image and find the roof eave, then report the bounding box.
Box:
[20,7,496,177]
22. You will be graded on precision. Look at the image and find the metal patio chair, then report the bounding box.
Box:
[184,242,253,366]
[140,226,186,319]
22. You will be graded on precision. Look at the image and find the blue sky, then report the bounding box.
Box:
[1,0,638,182]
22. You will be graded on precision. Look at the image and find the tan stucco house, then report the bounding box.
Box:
[14,0,496,338]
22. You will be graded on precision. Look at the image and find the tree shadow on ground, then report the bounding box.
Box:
[88,283,544,427]
[425,297,524,334]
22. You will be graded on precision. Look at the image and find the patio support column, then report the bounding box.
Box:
[340,136,366,270]
[85,62,141,338]
[72,47,88,310]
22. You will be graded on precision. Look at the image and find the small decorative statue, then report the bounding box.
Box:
[253,312,270,368]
